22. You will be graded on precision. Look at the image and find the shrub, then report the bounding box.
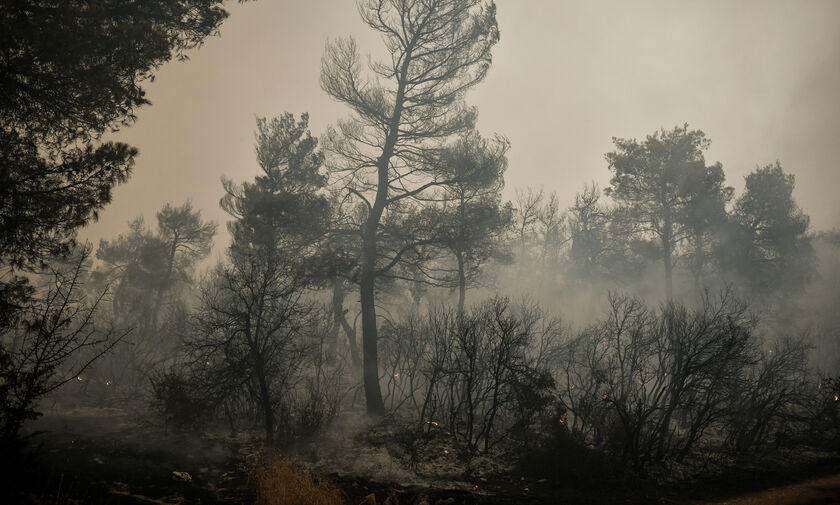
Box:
[516,408,619,485]
[149,370,216,431]
[557,290,760,472]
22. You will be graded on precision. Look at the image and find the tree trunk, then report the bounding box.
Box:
[357,50,409,417]
[662,217,674,301]
[254,356,274,440]
[359,200,386,416]
[327,281,339,361]
[693,228,704,294]
[360,269,384,416]
[151,237,178,330]
[332,279,360,366]
[457,252,466,321]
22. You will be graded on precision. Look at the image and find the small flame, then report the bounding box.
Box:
[473,485,479,491]
[835,395,839,402]
[425,420,439,427]
[768,349,774,353]
[105,380,112,387]
[76,376,83,382]
[393,373,399,379]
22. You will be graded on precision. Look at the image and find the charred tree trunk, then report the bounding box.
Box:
[457,252,466,321]
[662,214,674,301]
[359,188,387,416]
[356,54,409,416]
[254,355,274,441]
[332,279,360,366]
[692,228,705,294]
[359,267,384,416]
[151,235,178,331]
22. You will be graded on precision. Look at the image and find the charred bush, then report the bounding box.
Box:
[515,406,620,485]
[508,368,557,449]
[149,370,217,432]
[382,297,564,456]
[288,328,347,440]
[557,290,761,472]
[0,246,122,449]
[723,337,812,456]
[806,375,840,450]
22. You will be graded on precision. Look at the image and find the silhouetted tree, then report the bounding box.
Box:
[95,218,165,331]
[606,125,712,299]
[93,204,215,391]
[95,204,215,328]
[717,162,813,295]
[676,162,732,292]
[321,0,500,415]
[433,132,512,318]
[513,187,544,274]
[568,183,639,282]
[189,113,329,439]
[535,191,568,283]
[152,202,217,328]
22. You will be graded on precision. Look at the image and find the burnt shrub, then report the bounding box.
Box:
[805,375,840,451]
[379,298,565,456]
[723,337,812,456]
[515,404,620,485]
[508,368,557,449]
[552,289,831,475]
[149,370,216,431]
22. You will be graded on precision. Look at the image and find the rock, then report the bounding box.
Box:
[171,471,192,482]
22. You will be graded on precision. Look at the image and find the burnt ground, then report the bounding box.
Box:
[3,407,840,505]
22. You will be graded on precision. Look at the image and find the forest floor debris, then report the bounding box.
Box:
[5,407,840,505]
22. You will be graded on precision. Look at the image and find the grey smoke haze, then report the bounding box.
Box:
[81,0,840,250]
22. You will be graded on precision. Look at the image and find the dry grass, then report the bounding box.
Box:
[251,455,345,505]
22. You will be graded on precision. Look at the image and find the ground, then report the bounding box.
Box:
[4,407,840,505]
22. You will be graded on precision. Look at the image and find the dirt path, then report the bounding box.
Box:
[695,472,840,505]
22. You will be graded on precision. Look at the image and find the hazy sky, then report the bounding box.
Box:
[82,0,840,250]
